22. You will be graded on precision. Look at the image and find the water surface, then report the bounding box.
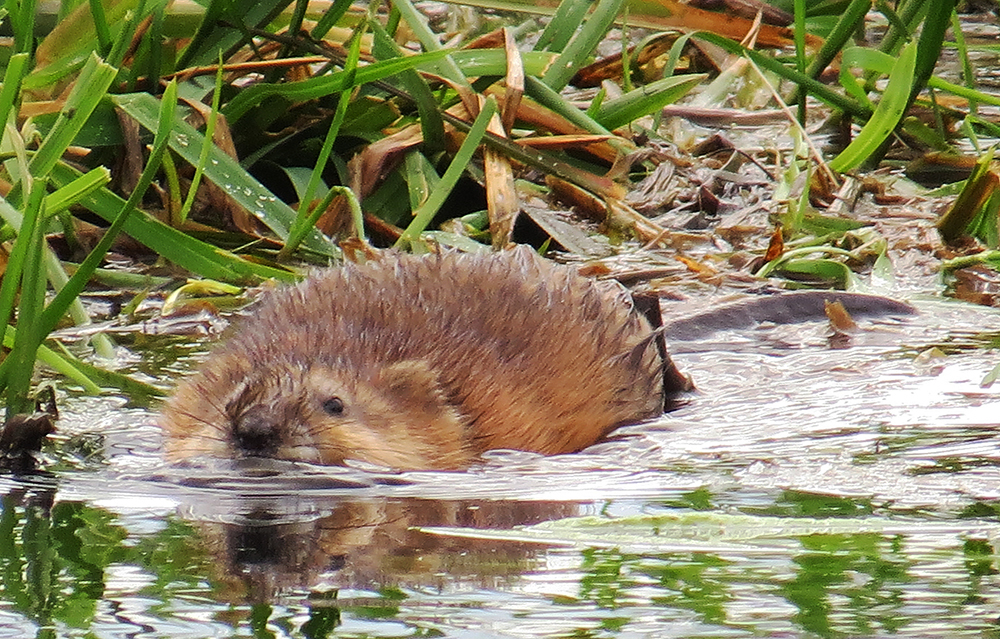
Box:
[1,297,999,638]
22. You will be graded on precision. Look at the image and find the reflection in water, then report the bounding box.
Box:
[189,494,578,601]
[0,477,998,637]
[0,483,57,637]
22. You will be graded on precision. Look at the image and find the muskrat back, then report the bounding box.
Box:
[161,247,673,470]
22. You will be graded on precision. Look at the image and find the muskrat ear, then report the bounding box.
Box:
[379,360,451,416]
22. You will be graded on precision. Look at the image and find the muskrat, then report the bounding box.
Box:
[161,247,677,470]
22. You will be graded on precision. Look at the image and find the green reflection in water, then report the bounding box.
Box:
[785,533,909,637]
[0,489,995,638]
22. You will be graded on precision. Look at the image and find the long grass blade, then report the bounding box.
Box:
[910,0,958,105]
[396,98,498,247]
[0,132,33,340]
[389,0,468,87]
[0,53,29,132]
[87,0,112,55]
[177,57,224,224]
[6,180,49,416]
[694,31,868,120]
[593,73,705,130]
[50,163,293,283]
[542,0,626,92]
[536,0,593,53]
[311,0,353,39]
[43,167,111,217]
[525,76,614,137]
[30,53,117,179]
[371,19,444,153]
[287,27,366,254]
[221,48,453,124]
[805,0,872,81]
[38,80,180,340]
[177,0,291,69]
[829,39,917,173]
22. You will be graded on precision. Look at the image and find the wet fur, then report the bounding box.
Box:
[161,247,665,470]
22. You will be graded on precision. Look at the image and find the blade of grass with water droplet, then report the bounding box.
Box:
[114,91,336,257]
[50,163,292,283]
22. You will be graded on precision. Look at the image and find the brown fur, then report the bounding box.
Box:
[161,247,666,470]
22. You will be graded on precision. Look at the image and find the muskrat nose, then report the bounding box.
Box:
[233,406,281,456]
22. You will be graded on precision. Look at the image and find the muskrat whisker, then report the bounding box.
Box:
[167,407,216,427]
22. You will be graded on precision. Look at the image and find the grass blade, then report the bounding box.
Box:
[389,0,468,87]
[0,53,29,132]
[50,164,293,283]
[38,80,180,340]
[221,48,453,124]
[87,0,112,56]
[177,0,291,69]
[694,31,868,119]
[937,146,997,243]
[593,73,705,130]
[114,91,336,257]
[525,76,614,137]
[177,57,224,224]
[311,0,353,39]
[828,39,917,173]
[6,180,49,416]
[805,0,871,81]
[371,19,445,153]
[43,168,111,217]
[542,0,626,92]
[396,97,498,247]
[910,0,958,105]
[536,0,593,52]
[30,53,118,178]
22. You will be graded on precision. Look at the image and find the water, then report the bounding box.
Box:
[1,296,998,637]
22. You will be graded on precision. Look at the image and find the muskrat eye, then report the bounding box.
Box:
[322,397,346,416]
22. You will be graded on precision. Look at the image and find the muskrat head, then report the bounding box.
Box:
[162,356,473,471]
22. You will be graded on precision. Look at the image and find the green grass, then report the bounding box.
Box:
[0,0,990,417]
